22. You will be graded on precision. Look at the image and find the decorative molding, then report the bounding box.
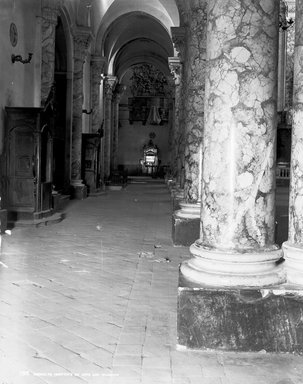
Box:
[73,26,94,62]
[171,27,186,59]
[168,57,182,86]
[91,56,107,85]
[104,76,118,100]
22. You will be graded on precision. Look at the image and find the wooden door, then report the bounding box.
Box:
[7,125,36,212]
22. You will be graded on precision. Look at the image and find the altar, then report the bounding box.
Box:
[141,140,159,175]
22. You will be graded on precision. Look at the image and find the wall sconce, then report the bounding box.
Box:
[11,53,33,64]
[82,109,93,114]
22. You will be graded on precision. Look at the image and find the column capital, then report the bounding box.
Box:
[73,26,94,61]
[168,57,182,86]
[104,76,118,100]
[171,27,186,59]
[41,0,62,24]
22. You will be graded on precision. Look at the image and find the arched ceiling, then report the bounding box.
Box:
[92,0,179,79]
[104,12,174,78]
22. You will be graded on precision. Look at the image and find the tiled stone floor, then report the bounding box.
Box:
[0,179,302,384]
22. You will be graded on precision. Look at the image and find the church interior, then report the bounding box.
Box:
[0,0,303,382]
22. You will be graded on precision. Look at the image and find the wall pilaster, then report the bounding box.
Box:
[41,0,61,105]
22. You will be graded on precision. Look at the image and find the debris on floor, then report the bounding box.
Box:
[138,251,154,258]
[138,251,171,263]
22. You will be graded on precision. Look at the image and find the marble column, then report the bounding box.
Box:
[168,57,183,191]
[111,84,126,172]
[170,27,186,192]
[177,1,207,221]
[90,56,106,191]
[103,76,117,179]
[91,56,106,133]
[41,0,61,106]
[285,1,296,114]
[283,0,303,285]
[277,1,288,112]
[71,28,92,199]
[181,0,285,287]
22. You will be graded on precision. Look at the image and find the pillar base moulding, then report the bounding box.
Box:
[283,242,303,285]
[172,202,200,247]
[181,242,286,288]
[71,180,87,200]
[176,201,200,219]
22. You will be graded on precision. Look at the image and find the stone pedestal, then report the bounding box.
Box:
[178,272,303,353]
[172,202,200,246]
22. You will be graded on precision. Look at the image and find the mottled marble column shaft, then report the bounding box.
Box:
[91,56,106,133]
[168,57,182,183]
[285,1,296,111]
[171,27,186,189]
[112,84,126,171]
[181,0,285,287]
[201,0,279,250]
[283,0,303,284]
[71,30,92,182]
[183,0,207,203]
[104,76,117,178]
[41,0,61,105]
[288,1,303,245]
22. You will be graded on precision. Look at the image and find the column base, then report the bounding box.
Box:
[181,241,286,287]
[177,272,303,353]
[171,189,185,211]
[283,242,303,285]
[172,202,200,246]
[71,180,87,200]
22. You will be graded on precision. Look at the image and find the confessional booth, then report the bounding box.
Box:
[2,107,54,222]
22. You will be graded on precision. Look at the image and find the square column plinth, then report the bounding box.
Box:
[0,209,7,233]
[172,213,200,246]
[178,273,303,353]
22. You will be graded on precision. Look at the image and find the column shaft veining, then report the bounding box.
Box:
[104,76,117,179]
[171,27,186,190]
[181,0,285,287]
[183,1,207,204]
[112,84,126,171]
[71,28,92,196]
[168,57,183,187]
[41,0,61,105]
[283,0,303,284]
[91,56,106,134]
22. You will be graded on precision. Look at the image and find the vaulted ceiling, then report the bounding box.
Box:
[91,0,180,79]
